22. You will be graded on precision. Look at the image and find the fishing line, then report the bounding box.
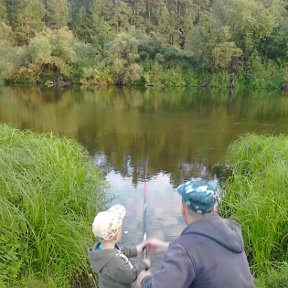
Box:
[142,157,148,258]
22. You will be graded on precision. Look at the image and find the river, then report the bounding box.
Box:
[1,86,287,269]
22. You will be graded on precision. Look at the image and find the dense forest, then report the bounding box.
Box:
[0,0,287,88]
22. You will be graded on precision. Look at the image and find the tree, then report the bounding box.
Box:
[210,0,276,59]
[43,0,69,29]
[131,0,146,27]
[104,31,142,84]
[173,0,197,48]
[146,0,152,19]
[257,0,288,62]
[28,30,52,63]
[212,26,243,72]
[69,0,95,42]
[0,0,7,23]
[185,0,277,74]
[104,0,133,33]
[153,1,177,45]
[6,0,44,45]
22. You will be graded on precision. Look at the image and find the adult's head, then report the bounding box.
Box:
[92,204,126,242]
[176,178,219,224]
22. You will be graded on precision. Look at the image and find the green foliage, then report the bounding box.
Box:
[1,28,79,83]
[28,32,52,63]
[80,67,114,86]
[103,31,142,85]
[44,0,69,29]
[145,64,186,87]
[0,0,7,23]
[255,263,288,288]
[0,124,106,287]
[210,72,231,88]
[185,0,285,87]
[70,0,94,43]
[7,0,45,45]
[0,0,287,88]
[212,36,242,70]
[246,55,286,89]
[222,134,288,276]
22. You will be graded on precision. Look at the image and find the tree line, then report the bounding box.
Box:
[0,0,287,88]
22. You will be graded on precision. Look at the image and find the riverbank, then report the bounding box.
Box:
[1,39,287,89]
[0,125,106,287]
[222,134,288,287]
[1,1,288,87]
[1,125,287,287]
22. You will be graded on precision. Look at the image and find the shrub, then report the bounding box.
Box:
[146,64,186,87]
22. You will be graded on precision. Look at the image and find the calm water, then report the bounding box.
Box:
[1,86,288,268]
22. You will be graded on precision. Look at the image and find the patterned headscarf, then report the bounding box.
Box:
[177,179,219,214]
[92,205,126,240]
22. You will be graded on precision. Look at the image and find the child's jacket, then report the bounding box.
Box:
[87,242,147,288]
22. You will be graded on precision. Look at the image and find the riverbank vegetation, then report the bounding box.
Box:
[0,0,287,88]
[222,134,288,287]
[1,129,288,287]
[0,125,106,287]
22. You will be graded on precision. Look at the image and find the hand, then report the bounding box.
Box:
[143,238,169,254]
[136,270,152,287]
[143,258,151,270]
[136,241,147,254]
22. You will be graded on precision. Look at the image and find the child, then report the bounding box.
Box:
[87,204,150,288]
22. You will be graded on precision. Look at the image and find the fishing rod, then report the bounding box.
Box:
[142,157,148,258]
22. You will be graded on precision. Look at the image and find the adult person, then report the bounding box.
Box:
[137,178,255,288]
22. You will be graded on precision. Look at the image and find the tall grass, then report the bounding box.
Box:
[0,125,106,287]
[222,134,288,279]
[255,263,288,288]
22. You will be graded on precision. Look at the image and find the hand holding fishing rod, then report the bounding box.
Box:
[141,239,169,254]
[136,241,151,270]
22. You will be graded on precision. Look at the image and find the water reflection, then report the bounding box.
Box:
[106,171,185,270]
[1,86,288,183]
[1,86,288,265]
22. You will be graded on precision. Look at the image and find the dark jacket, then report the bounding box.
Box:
[88,242,147,288]
[141,214,255,288]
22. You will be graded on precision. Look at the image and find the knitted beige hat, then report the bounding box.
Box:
[92,205,126,240]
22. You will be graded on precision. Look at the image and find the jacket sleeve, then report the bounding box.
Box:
[120,246,138,258]
[107,252,147,284]
[141,242,196,288]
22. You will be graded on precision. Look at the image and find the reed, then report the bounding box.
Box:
[0,124,106,287]
[222,134,288,278]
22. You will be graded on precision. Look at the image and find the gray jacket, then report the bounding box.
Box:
[88,242,147,288]
[141,214,255,288]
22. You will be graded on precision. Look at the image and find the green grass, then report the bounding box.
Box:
[255,263,288,288]
[221,134,288,280]
[0,124,106,287]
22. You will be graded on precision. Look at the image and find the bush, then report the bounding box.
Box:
[0,125,106,287]
[246,55,284,89]
[146,64,186,87]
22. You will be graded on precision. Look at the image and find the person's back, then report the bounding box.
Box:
[88,205,149,288]
[88,243,146,288]
[138,179,255,288]
[173,214,254,288]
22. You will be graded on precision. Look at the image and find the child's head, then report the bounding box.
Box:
[92,204,126,242]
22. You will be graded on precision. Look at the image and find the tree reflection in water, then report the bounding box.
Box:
[1,86,287,268]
